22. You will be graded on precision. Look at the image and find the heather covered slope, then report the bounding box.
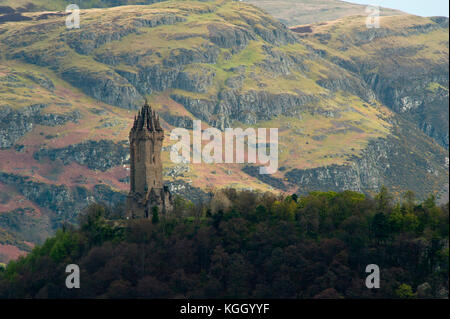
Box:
[0,0,448,261]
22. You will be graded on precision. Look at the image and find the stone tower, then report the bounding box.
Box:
[126,101,173,219]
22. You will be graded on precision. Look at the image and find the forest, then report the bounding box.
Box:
[0,188,448,299]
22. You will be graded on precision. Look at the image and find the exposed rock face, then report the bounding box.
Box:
[171,90,315,129]
[259,44,309,75]
[364,70,449,149]
[164,46,220,67]
[0,172,126,224]
[316,77,376,103]
[160,113,193,129]
[92,184,128,208]
[33,140,129,172]
[287,163,374,194]
[116,65,180,97]
[0,104,81,149]
[115,45,220,97]
[286,139,392,193]
[286,117,448,198]
[173,66,216,93]
[207,23,255,50]
[60,68,142,109]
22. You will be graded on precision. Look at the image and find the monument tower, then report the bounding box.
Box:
[126,101,173,218]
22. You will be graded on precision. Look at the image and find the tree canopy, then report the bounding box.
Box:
[0,189,448,299]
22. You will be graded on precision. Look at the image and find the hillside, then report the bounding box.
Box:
[0,0,405,26]
[0,0,164,11]
[244,0,404,26]
[292,15,449,149]
[0,0,448,262]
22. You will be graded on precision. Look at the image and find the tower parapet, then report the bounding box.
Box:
[126,101,173,219]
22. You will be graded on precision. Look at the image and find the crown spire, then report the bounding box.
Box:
[133,100,163,132]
